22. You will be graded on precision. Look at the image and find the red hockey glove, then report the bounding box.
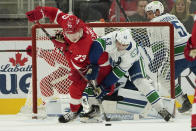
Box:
[26,6,43,22]
[184,37,196,61]
[26,45,32,57]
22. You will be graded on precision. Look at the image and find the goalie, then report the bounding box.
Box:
[85,28,173,122]
[145,1,196,113]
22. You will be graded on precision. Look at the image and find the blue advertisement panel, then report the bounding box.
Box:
[0,39,32,114]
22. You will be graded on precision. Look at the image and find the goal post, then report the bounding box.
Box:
[31,22,175,116]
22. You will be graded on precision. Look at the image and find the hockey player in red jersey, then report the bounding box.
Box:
[26,6,112,123]
[184,20,196,61]
[184,15,196,131]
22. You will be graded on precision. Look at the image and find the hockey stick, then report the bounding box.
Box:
[0,49,28,52]
[76,69,111,122]
[34,21,65,55]
[34,21,53,39]
[115,0,130,22]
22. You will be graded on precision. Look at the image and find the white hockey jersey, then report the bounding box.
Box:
[101,31,140,71]
[151,13,191,60]
[89,30,140,88]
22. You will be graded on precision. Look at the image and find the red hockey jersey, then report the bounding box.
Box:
[184,22,196,61]
[41,7,97,70]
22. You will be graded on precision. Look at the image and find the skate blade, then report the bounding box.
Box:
[80,117,103,123]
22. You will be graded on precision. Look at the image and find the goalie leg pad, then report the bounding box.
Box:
[117,88,175,119]
[133,78,175,116]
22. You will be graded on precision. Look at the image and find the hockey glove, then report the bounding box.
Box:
[26,45,32,57]
[189,48,196,58]
[184,37,196,61]
[51,31,68,50]
[54,31,65,43]
[85,64,99,80]
[26,6,43,22]
[94,85,110,100]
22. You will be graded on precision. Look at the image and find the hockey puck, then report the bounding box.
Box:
[105,123,112,126]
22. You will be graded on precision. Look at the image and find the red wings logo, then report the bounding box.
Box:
[9,52,28,66]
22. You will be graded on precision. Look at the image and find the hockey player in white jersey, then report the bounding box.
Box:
[145,1,196,113]
[83,28,173,122]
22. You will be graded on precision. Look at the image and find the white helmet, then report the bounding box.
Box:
[116,29,133,45]
[145,1,164,15]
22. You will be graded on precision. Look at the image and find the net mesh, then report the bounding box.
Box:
[23,23,174,117]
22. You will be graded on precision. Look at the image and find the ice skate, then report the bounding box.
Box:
[58,111,78,123]
[178,94,192,113]
[192,128,196,131]
[158,108,172,122]
[80,105,102,123]
[80,105,100,118]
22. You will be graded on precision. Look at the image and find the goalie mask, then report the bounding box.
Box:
[62,15,84,43]
[116,29,133,51]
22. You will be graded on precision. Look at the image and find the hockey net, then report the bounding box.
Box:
[23,22,174,118]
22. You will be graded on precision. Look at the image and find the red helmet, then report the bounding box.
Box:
[62,15,84,34]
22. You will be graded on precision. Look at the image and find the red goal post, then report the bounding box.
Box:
[31,22,175,115]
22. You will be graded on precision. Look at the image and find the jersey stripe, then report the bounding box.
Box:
[174,42,186,60]
[96,38,106,51]
[113,66,126,78]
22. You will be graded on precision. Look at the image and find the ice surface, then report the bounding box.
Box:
[0,113,191,131]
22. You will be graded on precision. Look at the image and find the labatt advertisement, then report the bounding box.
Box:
[0,40,32,114]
